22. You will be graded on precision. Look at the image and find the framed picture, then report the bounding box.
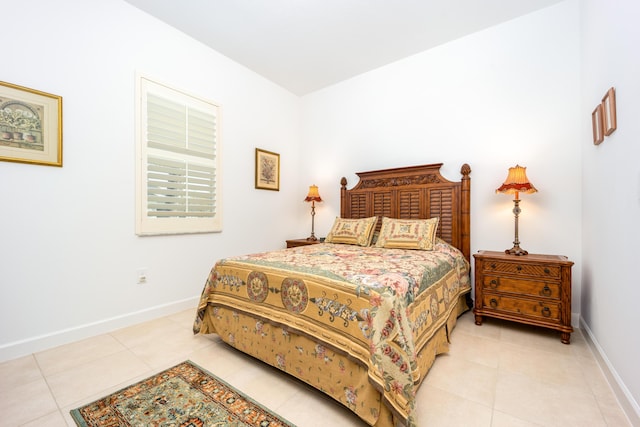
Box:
[255,148,280,191]
[592,104,604,145]
[602,87,617,136]
[0,81,62,167]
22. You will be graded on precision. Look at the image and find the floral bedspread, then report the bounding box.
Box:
[194,241,470,427]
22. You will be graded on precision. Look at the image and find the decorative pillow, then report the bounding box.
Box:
[375,217,440,250]
[324,216,378,246]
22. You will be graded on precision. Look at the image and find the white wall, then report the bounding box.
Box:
[301,2,582,315]
[580,0,640,421]
[0,0,301,360]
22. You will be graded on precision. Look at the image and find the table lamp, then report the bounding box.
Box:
[304,185,322,241]
[496,165,537,256]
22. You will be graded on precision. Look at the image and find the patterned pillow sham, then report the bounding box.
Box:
[324,216,378,246]
[374,217,440,250]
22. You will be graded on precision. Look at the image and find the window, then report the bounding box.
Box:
[136,76,221,235]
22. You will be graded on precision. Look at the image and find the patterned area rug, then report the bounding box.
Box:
[70,360,296,427]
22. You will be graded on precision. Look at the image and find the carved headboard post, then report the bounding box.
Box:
[340,177,348,219]
[460,164,472,262]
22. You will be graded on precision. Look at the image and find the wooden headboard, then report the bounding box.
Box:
[340,163,471,262]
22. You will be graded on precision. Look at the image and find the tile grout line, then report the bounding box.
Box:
[29,352,70,425]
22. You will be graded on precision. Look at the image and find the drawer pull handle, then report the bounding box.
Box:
[489,279,499,289]
[490,263,497,269]
[490,298,498,308]
[541,307,551,317]
[544,268,550,275]
[516,265,523,271]
[541,285,552,297]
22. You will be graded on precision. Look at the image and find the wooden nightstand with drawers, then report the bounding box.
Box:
[473,250,574,344]
[286,238,322,248]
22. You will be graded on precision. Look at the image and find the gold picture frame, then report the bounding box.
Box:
[602,87,617,136]
[0,81,62,167]
[592,103,604,145]
[255,148,280,191]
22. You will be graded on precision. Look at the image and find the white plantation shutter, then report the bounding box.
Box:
[146,157,217,218]
[136,76,222,235]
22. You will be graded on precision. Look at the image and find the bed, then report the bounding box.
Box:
[194,163,472,427]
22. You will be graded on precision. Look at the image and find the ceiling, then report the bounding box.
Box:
[124,0,564,95]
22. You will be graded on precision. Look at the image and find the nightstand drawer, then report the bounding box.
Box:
[483,261,560,279]
[482,276,560,300]
[482,295,560,321]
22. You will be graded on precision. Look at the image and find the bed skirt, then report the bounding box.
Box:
[198,292,470,427]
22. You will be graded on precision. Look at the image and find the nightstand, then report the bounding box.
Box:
[473,250,574,344]
[286,238,322,248]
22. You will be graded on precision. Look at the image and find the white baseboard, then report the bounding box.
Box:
[0,296,200,363]
[580,317,640,426]
[572,312,580,328]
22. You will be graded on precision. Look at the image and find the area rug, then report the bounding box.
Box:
[70,360,297,427]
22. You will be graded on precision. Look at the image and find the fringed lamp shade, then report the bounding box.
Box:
[304,185,322,241]
[496,165,537,200]
[304,185,323,203]
[496,165,536,256]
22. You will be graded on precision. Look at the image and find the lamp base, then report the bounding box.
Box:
[505,246,528,256]
[306,236,318,241]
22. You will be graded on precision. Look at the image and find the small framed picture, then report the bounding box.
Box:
[592,104,604,145]
[0,81,62,166]
[601,87,617,136]
[255,148,280,191]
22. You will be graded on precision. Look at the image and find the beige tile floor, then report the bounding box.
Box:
[0,309,632,427]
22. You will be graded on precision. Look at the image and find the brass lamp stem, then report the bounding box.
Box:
[505,198,528,255]
[307,201,317,241]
